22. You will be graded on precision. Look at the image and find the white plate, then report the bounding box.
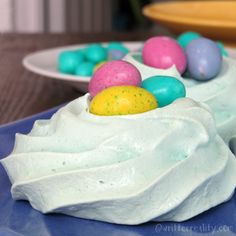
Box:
[23,42,143,92]
[23,42,236,92]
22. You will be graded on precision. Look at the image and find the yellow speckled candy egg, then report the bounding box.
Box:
[93,61,107,73]
[89,86,158,116]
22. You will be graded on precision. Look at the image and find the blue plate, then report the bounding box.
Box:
[0,106,236,236]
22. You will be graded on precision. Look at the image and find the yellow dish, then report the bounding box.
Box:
[143,1,236,47]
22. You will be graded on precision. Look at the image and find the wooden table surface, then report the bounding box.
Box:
[0,32,156,125]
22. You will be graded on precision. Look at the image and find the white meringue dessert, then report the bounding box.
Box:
[1,94,236,225]
[124,54,236,150]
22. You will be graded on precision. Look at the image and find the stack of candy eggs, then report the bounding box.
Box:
[177,32,227,81]
[58,42,129,77]
[88,60,186,116]
[177,31,229,57]
[142,32,228,81]
[88,32,229,116]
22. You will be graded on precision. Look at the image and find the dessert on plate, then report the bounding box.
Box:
[124,34,236,148]
[1,94,236,225]
[1,35,236,225]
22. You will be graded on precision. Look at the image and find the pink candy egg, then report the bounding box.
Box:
[142,36,187,74]
[89,60,142,97]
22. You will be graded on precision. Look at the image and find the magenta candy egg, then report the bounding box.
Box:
[89,60,142,97]
[142,36,187,74]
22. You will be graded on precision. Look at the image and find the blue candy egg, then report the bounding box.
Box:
[85,44,107,64]
[75,62,95,76]
[58,51,84,74]
[186,38,222,81]
[141,75,186,107]
[177,31,201,49]
[108,49,126,60]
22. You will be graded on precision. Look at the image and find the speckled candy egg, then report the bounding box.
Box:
[75,62,95,76]
[108,49,126,60]
[58,50,84,74]
[89,60,142,97]
[142,36,187,74]
[142,75,186,107]
[217,41,229,57]
[186,38,222,81]
[107,42,129,54]
[177,31,201,49]
[85,44,107,64]
[93,61,107,73]
[89,86,158,116]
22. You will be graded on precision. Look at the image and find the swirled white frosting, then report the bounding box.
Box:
[1,95,236,224]
[124,54,236,147]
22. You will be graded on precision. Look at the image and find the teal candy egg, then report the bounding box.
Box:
[217,41,229,57]
[142,76,186,107]
[75,62,95,76]
[85,44,107,64]
[75,48,86,56]
[177,31,201,49]
[58,51,84,74]
[107,42,129,54]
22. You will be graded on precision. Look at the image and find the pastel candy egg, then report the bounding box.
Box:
[142,36,187,74]
[186,38,222,81]
[217,41,229,57]
[85,44,107,64]
[93,61,107,73]
[75,48,86,55]
[89,86,158,116]
[142,75,186,107]
[177,31,201,49]
[107,42,129,54]
[75,62,95,76]
[58,51,84,74]
[89,60,142,97]
[108,49,126,60]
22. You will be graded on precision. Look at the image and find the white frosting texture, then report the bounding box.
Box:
[124,54,236,147]
[1,95,236,224]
